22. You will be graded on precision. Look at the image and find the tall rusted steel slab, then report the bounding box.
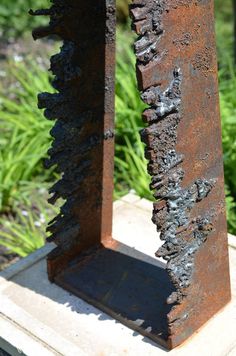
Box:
[130,0,231,349]
[31,0,116,280]
[32,0,231,351]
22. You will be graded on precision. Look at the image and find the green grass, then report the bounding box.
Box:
[115,30,151,200]
[218,62,236,232]
[215,0,234,67]
[0,197,57,257]
[0,59,55,212]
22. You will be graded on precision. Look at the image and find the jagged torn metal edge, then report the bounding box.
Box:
[130,0,216,305]
[30,1,99,251]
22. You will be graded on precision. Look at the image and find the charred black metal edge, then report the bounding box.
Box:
[31,2,87,251]
[30,1,107,252]
[130,0,216,305]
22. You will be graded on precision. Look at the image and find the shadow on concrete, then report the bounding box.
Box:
[7,243,174,352]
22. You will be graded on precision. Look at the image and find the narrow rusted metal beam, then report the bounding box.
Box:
[130,0,231,349]
[31,0,116,280]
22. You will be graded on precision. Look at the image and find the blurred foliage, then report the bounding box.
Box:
[215,0,234,65]
[219,61,236,232]
[0,0,48,38]
[0,207,45,257]
[215,0,236,232]
[115,29,151,199]
[0,197,57,256]
[0,60,55,211]
[117,0,131,23]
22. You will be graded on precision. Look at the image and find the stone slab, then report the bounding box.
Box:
[0,194,236,356]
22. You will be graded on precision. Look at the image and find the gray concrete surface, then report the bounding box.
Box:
[0,193,236,356]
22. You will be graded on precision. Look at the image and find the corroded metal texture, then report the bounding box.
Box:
[130,0,231,348]
[31,0,116,279]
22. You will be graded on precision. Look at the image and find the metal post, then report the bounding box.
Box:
[31,0,116,280]
[130,0,231,348]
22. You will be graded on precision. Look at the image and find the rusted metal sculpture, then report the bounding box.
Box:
[30,0,116,279]
[31,0,231,350]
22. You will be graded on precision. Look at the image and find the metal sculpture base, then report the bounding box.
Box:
[54,239,174,349]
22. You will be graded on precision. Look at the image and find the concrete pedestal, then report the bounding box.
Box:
[0,194,236,356]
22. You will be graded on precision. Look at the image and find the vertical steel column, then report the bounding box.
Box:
[31,0,116,280]
[130,0,231,348]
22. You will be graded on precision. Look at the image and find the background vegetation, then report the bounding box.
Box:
[0,0,235,261]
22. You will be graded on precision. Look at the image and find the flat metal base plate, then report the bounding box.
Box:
[55,240,175,348]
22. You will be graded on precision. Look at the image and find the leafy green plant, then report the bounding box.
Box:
[116,0,130,23]
[0,59,55,211]
[225,187,236,233]
[0,0,48,38]
[115,135,153,200]
[114,29,151,199]
[0,197,57,257]
[219,63,236,192]
[214,0,234,67]
[218,63,236,234]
